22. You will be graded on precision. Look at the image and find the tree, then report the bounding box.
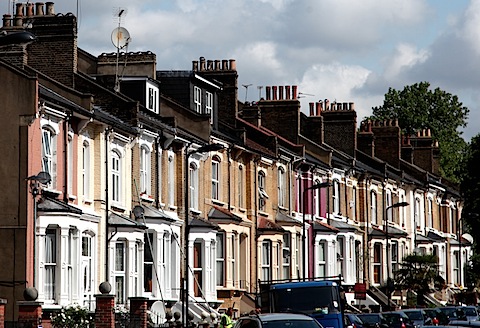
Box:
[370,82,469,182]
[394,254,443,306]
[460,134,480,253]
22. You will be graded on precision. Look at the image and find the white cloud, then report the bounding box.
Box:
[383,43,430,80]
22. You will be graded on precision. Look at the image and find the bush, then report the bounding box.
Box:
[50,305,93,328]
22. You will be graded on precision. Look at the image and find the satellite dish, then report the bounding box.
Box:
[132,205,145,219]
[111,27,131,49]
[150,301,166,325]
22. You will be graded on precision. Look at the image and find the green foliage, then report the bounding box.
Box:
[50,306,93,328]
[394,254,442,293]
[369,82,469,182]
[460,134,480,252]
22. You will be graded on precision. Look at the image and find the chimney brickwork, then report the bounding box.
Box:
[319,100,357,156]
[358,120,375,157]
[407,129,440,174]
[192,57,238,128]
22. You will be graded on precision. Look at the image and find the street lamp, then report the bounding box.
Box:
[302,182,331,281]
[183,143,224,327]
[385,201,408,310]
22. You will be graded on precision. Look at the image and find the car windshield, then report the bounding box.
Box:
[272,286,340,315]
[263,319,321,328]
[464,308,478,316]
[358,315,381,324]
[384,314,402,324]
[405,312,423,320]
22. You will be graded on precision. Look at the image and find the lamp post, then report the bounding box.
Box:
[385,201,408,310]
[302,182,331,281]
[183,143,224,328]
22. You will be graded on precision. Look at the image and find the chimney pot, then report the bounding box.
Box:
[343,103,348,110]
[46,2,54,15]
[221,59,228,70]
[207,60,213,71]
[285,86,291,100]
[278,86,284,100]
[229,59,236,70]
[316,102,322,116]
[26,3,34,16]
[292,85,298,99]
[309,102,314,116]
[35,3,45,16]
[2,14,12,28]
[15,3,24,16]
[272,86,278,100]
[192,61,198,71]
[325,99,330,110]
[266,86,271,101]
[214,60,221,71]
[349,102,354,110]
[200,57,206,71]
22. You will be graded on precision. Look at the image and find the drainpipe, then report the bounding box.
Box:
[365,176,370,286]
[155,136,160,209]
[227,147,231,211]
[104,128,110,282]
[63,115,69,203]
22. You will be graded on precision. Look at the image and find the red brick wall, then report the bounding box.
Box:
[95,294,115,328]
[0,299,6,328]
[17,301,42,328]
[129,297,148,328]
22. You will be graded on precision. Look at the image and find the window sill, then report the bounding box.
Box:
[189,208,202,216]
[211,199,225,207]
[258,211,269,217]
[140,194,155,203]
[111,203,126,213]
[238,207,247,213]
[83,197,93,205]
[68,194,77,201]
[169,205,177,211]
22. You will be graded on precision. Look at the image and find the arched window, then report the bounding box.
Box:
[386,189,393,222]
[211,156,221,200]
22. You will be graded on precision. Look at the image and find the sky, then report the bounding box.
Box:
[4,0,480,140]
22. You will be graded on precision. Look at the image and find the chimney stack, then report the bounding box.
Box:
[321,99,357,156]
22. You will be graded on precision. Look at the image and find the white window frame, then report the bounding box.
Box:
[351,186,357,221]
[313,179,321,217]
[144,232,154,293]
[189,161,199,210]
[112,150,122,204]
[371,190,377,225]
[194,86,202,113]
[414,197,421,230]
[258,171,268,211]
[140,145,151,195]
[333,179,340,214]
[206,91,213,121]
[42,127,57,189]
[147,85,158,113]
[282,233,291,279]
[168,153,175,207]
[427,198,433,228]
[83,141,91,200]
[278,167,286,208]
[317,241,326,278]
[391,241,398,275]
[212,156,220,200]
[68,134,73,195]
[373,242,382,284]
[336,236,345,277]
[261,240,272,281]
[386,189,393,222]
[44,227,57,303]
[231,233,236,284]
[216,233,225,286]
[238,165,244,208]
[114,241,126,304]
[81,232,94,307]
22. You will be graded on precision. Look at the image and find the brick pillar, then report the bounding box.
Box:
[17,301,43,328]
[95,294,115,328]
[0,299,6,328]
[129,297,148,328]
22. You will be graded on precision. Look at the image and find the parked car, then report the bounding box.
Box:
[345,313,365,328]
[436,306,458,324]
[461,306,479,321]
[382,311,415,328]
[423,308,442,326]
[357,313,390,328]
[401,309,432,327]
[233,313,324,328]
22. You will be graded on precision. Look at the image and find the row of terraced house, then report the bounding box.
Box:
[0,2,471,325]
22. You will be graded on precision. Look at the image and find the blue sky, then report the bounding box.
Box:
[4,0,478,140]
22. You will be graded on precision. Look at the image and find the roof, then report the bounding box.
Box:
[329,219,360,232]
[208,206,243,223]
[140,205,175,222]
[109,212,147,230]
[275,210,300,225]
[369,225,408,238]
[189,217,220,230]
[37,197,83,215]
[313,220,340,233]
[258,217,285,232]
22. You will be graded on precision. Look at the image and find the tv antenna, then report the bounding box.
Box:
[242,84,252,103]
[298,92,314,98]
[111,8,131,92]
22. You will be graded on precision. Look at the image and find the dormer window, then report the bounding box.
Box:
[206,91,213,121]
[147,83,159,114]
[194,86,202,113]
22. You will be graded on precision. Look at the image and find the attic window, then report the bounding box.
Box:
[147,86,158,114]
